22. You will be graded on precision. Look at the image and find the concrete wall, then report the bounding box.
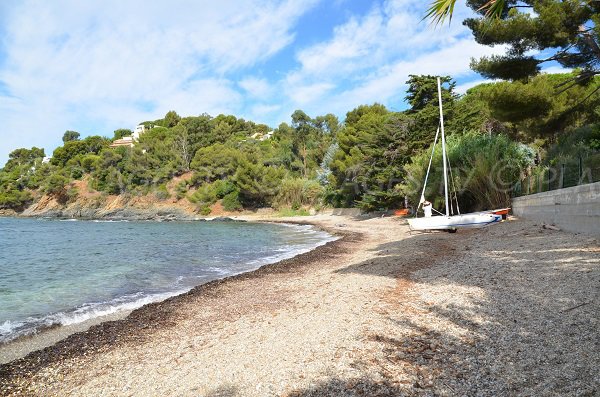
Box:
[512,181,600,236]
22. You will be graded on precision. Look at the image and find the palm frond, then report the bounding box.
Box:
[423,0,457,26]
[425,0,506,25]
[478,0,505,19]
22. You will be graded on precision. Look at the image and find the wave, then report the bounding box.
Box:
[205,266,232,276]
[0,223,337,345]
[246,232,337,268]
[0,289,190,344]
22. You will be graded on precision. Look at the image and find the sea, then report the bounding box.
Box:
[0,217,335,344]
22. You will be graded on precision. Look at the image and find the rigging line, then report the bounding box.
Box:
[416,125,440,217]
[431,206,445,216]
[446,154,453,216]
[447,154,461,215]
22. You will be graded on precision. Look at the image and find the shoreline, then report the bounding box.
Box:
[0,219,356,385]
[1,215,598,396]
[0,216,340,364]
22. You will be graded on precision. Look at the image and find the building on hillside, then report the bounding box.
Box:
[249,131,274,141]
[42,156,51,164]
[133,124,147,140]
[110,124,152,148]
[259,131,274,141]
[109,136,135,148]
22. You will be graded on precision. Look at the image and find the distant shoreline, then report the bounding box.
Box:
[0,217,344,367]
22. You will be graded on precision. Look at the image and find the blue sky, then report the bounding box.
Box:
[0,0,558,164]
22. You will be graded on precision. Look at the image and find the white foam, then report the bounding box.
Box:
[205,266,232,276]
[0,289,191,344]
[245,233,338,268]
[0,223,337,344]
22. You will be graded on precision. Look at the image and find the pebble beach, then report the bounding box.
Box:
[0,214,598,396]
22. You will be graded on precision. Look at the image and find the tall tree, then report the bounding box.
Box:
[163,110,181,128]
[113,129,132,140]
[62,130,80,143]
[405,75,457,147]
[464,0,600,85]
[3,147,45,170]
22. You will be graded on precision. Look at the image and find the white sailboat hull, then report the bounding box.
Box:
[407,213,501,231]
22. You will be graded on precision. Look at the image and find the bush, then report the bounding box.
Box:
[67,187,79,203]
[276,207,310,217]
[222,190,242,211]
[155,184,170,200]
[400,132,534,211]
[0,188,32,210]
[198,204,212,215]
[546,124,600,162]
[80,154,101,172]
[274,178,324,209]
[188,182,218,209]
[234,162,285,207]
[175,181,188,200]
[70,167,83,180]
[213,179,237,198]
[44,173,69,196]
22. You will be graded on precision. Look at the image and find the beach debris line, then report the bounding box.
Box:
[542,224,561,231]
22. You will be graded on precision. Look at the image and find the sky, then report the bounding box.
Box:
[0,0,547,165]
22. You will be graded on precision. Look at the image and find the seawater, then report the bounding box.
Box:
[0,217,335,343]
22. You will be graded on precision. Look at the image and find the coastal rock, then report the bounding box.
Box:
[17,193,200,221]
[211,216,245,222]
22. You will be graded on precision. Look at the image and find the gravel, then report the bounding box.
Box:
[1,215,598,396]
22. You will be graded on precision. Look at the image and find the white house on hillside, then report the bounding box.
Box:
[132,124,147,140]
[110,124,150,148]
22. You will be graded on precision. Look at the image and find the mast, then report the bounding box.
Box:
[437,77,450,217]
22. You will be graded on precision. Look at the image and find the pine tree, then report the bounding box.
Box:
[464,0,600,86]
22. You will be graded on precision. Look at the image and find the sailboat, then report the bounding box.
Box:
[407,77,501,232]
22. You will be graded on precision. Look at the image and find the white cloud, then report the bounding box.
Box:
[0,0,513,164]
[239,77,274,98]
[541,65,573,75]
[276,0,506,120]
[250,104,282,117]
[0,0,319,163]
[287,82,336,105]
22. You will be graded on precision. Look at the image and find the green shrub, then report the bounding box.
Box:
[80,154,101,172]
[0,188,32,210]
[274,178,324,209]
[212,179,236,198]
[70,167,83,180]
[276,207,310,217]
[44,173,69,196]
[198,204,212,215]
[155,184,170,200]
[175,181,188,200]
[400,132,534,211]
[546,124,600,163]
[67,187,79,203]
[234,162,286,207]
[188,183,217,204]
[222,190,242,211]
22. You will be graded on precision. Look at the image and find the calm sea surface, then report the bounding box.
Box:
[0,217,334,343]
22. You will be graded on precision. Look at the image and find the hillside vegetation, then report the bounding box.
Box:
[3,0,599,216]
[1,73,599,216]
